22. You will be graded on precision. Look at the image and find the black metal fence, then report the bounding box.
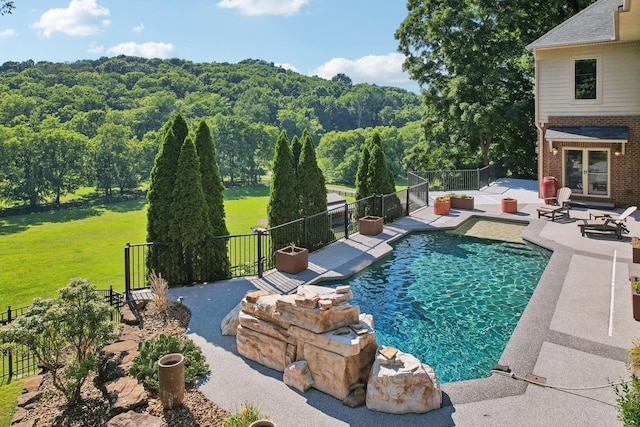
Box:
[0,286,125,381]
[124,177,430,298]
[414,163,500,191]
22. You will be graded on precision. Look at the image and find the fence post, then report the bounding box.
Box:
[303,217,308,249]
[405,187,410,216]
[124,243,131,301]
[7,306,12,379]
[256,229,264,278]
[477,168,481,190]
[109,286,115,321]
[343,202,349,239]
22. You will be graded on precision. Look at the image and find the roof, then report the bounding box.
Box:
[527,0,624,50]
[545,126,629,141]
[326,192,346,206]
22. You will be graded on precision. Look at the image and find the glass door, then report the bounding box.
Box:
[563,149,609,196]
[564,149,583,192]
[587,150,608,196]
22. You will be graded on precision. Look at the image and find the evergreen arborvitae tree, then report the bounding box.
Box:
[367,141,401,221]
[291,134,302,179]
[169,136,212,284]
[267,130,298,250]
[267,130,297,227]
[297,130,333,250]
[147,118,184,283]
[297,130,326,217]
[354,142,372,217]
[171,113,189,151]
[194,119,229,280]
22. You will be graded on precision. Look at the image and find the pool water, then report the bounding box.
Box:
[325,220,550,383]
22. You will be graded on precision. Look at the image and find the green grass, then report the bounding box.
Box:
[0,378,25,427]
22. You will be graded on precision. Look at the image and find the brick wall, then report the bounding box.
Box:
[538,115,640,208]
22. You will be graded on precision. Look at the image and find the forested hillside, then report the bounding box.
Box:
[0,56,422,208]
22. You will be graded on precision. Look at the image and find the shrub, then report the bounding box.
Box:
[223,401,268,427]
[0,278,120,407]
[130,334,209,391]
[614,375,640,426]
[148,270,169,311]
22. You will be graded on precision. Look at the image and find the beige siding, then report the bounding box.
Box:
[537,42,640,123]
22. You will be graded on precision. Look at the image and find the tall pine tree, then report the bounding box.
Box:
[354,141,372,217]
[194,119,229,280]
[169,136,212,284]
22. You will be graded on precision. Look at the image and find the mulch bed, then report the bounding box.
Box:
[12,301,230,426]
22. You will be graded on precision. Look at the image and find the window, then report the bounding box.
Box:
[575,58,597,100]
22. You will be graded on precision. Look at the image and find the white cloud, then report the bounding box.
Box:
[217,0,308,16]
[31,0,110,37]
[87,41,104,54]
[107,42,176,59]
[275,62,300,73]
[0,29,17,38]
[312,53,413,87]
[132,23,144,33]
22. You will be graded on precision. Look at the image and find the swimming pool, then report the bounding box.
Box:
[324,219,550,383]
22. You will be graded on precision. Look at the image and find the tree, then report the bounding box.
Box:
[147,116,184,283]
[0,279,119,407]
[91,123,134,197]
[395,0,590,175]
[267,130,298,249]
[169,136,212,284]
[297,129,332,250]
[194,119,229,280]
[290,134,302,180]
[1,1,14,15]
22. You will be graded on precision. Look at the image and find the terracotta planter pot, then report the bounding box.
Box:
[502,198,517,213]
[158,353,185,409]
[633,280,640,321]
[249,421,276,427]
[275,246,308,274]
[358,215,383,235]
[633,237,640,264]
[433,198,450,215]
[449,196,474,210]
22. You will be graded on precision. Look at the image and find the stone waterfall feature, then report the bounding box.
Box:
[224,284,442,414]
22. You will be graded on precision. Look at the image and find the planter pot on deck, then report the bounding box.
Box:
[633,279,640,321]
[449,196,474,210]
[501,198,517,213]
[158,353,185,409]
[249,420,276,427]
[275,246,309,274]
[632,237,640,264]
[358,215,384,236]
[433,198,450,215]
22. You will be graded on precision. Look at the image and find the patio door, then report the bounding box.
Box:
[563,149,609,196]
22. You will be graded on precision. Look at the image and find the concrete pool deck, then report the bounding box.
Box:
[170,179,640,426]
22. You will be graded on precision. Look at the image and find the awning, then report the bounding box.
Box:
[545,126,629,154]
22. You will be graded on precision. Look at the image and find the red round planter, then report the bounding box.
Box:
[433,198,450,215]
[541,176,558,205]
[502,198,517,213]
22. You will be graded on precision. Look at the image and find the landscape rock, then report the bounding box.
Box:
[10,406,27,424]
[236,325,289,371]
[276,300,360,334]
[302,340,377,400]
[288,318,375,357]
[239,311,289,342]
[100,340,139,381]
[220,302,241,336]
[22,375,43,393]
[10,420,36,427]
[120,304,139,326]
[366,348,442,414]
[107,410,164,427]
[105,376,148,415]
[16,391,42,407]
[283,360,314,392]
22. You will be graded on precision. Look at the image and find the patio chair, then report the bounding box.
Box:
[537,187,572,221]
[588,207,631,221]
[577,206,637,239]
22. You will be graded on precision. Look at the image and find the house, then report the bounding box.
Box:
[527,0,640,207]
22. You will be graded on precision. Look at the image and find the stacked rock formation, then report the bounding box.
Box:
[235,285,377,401]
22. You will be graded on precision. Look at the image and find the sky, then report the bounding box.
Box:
[0,0,421,93]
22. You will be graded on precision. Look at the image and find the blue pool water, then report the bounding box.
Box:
[325,225,550,383]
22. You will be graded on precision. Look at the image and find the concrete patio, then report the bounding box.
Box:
[170,179,640,426]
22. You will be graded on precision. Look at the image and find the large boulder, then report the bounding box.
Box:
[366,347,442,414]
